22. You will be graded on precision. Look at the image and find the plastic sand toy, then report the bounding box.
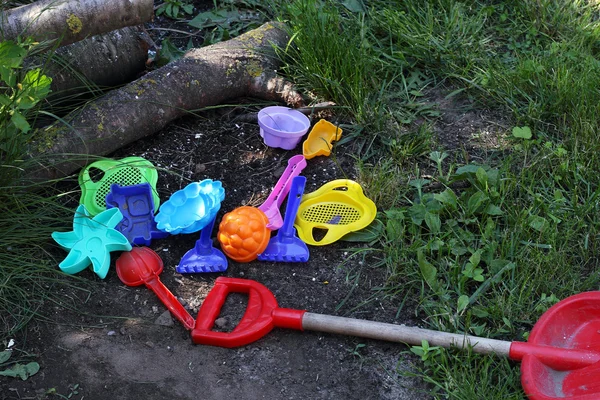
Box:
[79,156,160,216]
[116,247,195,330]
[155,179,225,235]
[52,204,132,279]
[302,119,343,159]
[217,206,270,263]
[257,106,310,150]
[177,216,228,273]
[257,154,307,230]
[106,183,169,246]
[258,176,309,262]
[294,179,377,246]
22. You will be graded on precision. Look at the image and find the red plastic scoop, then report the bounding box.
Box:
[192,277,600,400]
[116,247,194,330]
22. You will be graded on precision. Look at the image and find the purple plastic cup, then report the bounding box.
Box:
[257,106,310,150]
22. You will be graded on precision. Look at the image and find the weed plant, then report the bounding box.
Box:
[0,36,86,341]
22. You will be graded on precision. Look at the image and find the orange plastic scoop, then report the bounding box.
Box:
[294,179,376,246]
[302,119,343,159]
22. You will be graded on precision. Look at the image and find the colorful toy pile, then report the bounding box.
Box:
[51,112,376,322]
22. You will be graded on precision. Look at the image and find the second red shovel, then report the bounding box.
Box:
[116,247,195,330]
[192,277,600,400]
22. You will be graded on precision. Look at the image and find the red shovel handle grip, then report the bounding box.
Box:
[191,277,305,348]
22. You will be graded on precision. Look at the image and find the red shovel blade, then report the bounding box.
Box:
[517,291,600,399]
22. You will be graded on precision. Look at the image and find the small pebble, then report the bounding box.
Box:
[107,331,116,336]
[214,317,228,329]
[195,163,206,173]
[154,310,174,327]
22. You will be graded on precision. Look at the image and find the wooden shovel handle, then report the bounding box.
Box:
[301,313,600,370]
[301,312,512,356]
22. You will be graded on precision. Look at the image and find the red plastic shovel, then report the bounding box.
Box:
[116,247,195,330]
[192,277,600,400]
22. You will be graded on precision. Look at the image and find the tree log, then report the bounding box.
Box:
[23,22,302,182]
[31,26,149,110]
[1,0,153,47]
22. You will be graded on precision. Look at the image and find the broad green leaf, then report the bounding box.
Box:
[529,215,548,232]
[0,362,39,380]
[451,246,467,256]
[0,94,12,106]
[486,168,500,186]
[424,212,441,234]
[429,151,448,163]
[342,0,366,12]
[476,167,488,187]
[457,295,469,313]
[11,111,30,133]
[472,307,489,318]
[423,195,443,213]
[418,250,437,289]
[428,239,444,251]
[385,209,404,242]
[409,178,430,190]
[409,203,426,225]
[471,324,486,336]
[0,65,15,87]
[512,126,532,139]
[434,189,457,209]
[485,204,503,215]
[454,164,481,176]
[24,362,39,377]
[17,70,52,109]
[469,250,481,267]
[467,191,488,215]
[0,350,11,364]
[473,269,485,282]
[0,41,27,69]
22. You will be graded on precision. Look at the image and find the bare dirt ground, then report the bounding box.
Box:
[3,116,429,400]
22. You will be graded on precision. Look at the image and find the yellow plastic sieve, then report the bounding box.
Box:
[294,179,376,246]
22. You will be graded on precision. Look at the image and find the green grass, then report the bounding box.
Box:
[0,186,88,338]
[0,27,91,341]
[276,0,600,398]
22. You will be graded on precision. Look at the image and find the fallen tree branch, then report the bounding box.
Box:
[33,26,150,106]
[1,0,153,47]
[24,22,303,181]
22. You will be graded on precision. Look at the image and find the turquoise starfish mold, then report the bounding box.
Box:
[52,204,132,279]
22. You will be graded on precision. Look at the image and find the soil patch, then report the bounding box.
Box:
[2,117,429,400]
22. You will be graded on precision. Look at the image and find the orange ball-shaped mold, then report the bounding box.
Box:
[217,206,270,263]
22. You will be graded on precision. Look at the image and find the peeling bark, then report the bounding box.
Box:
[1,0,153,47]
[23,22,302,182]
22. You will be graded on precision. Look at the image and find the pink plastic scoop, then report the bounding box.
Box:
[258,154,307,230]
